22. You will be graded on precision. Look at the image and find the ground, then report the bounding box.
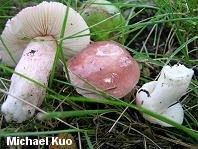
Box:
[0,0,198,149]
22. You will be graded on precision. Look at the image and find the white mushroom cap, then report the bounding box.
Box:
[0,1,90,67]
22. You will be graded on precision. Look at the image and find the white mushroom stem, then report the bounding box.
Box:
[136,64,194,126]
[1,36,57,123]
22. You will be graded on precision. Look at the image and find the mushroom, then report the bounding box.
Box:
[136,64,194,127]
[66,41,140,99]
[80,0,126,43]
[0,1,90,123]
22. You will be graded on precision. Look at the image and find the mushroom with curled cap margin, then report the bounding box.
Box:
[136,64,194,127]
[66,41,140,99]
[0,1,90,123]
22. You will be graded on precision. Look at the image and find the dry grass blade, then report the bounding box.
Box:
[156,134,198,149]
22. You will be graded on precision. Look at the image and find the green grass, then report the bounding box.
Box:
[0,0,198,148]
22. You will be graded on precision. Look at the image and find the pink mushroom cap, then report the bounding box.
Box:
[66,41,140,99]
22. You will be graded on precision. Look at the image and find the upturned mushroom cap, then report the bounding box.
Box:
[0,1,90,123]
[0,1,90,67]
[66,41,140,99]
